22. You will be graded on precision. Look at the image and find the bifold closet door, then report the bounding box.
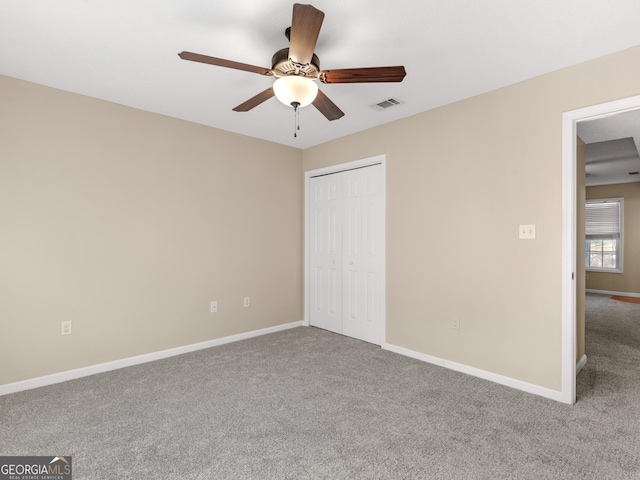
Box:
[309,172,343,334]
[309,164,383,345]
[341,165,383,344]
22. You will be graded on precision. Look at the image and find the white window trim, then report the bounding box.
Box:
[585,197,624,274]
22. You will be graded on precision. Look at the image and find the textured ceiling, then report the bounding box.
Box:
[2,0,640,149]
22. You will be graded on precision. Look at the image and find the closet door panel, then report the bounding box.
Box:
[309,174,343,334]
[342,165,383,344]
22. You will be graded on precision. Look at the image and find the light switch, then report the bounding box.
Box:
[519,224,536,239]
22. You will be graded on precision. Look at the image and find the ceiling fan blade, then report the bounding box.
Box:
[178,51,272,76]
[232,88,275,112]
[319,66,407,84]
[312,89,345,121]
[289,4,325,65]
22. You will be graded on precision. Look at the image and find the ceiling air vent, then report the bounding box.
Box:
[629,171,639,175]
[370,97,404,111]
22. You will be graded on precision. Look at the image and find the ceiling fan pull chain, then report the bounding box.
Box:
[292,101,301,138]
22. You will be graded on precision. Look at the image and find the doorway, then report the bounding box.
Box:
[561,94,640,404]
[304,155,386,345]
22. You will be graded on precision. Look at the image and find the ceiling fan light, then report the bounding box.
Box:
[273,76,318,108]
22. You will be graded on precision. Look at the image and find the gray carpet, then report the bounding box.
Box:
[1,293,639,479]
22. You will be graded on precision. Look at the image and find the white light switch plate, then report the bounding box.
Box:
[519,224,536,239]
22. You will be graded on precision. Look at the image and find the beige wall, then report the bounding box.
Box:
[304,45,640,391]
[586,181,640,294]
[0,75,304,385]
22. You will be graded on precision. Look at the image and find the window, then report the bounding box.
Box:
[585,197,623,273]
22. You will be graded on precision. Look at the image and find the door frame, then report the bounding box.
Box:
[561,94,640,404]
[304,154,387,345]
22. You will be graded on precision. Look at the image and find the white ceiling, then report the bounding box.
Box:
[2,0,640,149]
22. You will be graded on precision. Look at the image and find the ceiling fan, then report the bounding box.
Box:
[178,3,406,122]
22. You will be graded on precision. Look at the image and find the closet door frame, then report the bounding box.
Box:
[304,154,386,345]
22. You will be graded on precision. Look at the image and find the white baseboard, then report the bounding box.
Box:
[586,289,640,298]
[576,354,587,376]
[382,343,563,403]
[0,321,304,396]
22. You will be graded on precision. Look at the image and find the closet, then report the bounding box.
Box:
[308,162,384,345]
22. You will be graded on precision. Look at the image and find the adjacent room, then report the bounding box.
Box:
[1,1,640,478]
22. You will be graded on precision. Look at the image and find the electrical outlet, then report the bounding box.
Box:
[243,297,250,307]
[61,321,72,336]
[210,301,218,313]
[451,315,460,330]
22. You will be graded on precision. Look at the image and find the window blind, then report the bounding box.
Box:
[585,199,622,239]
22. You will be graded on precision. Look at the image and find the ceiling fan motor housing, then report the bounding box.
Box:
[271,48,320,78]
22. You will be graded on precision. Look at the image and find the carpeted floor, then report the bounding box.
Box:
[1,293,638,479]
